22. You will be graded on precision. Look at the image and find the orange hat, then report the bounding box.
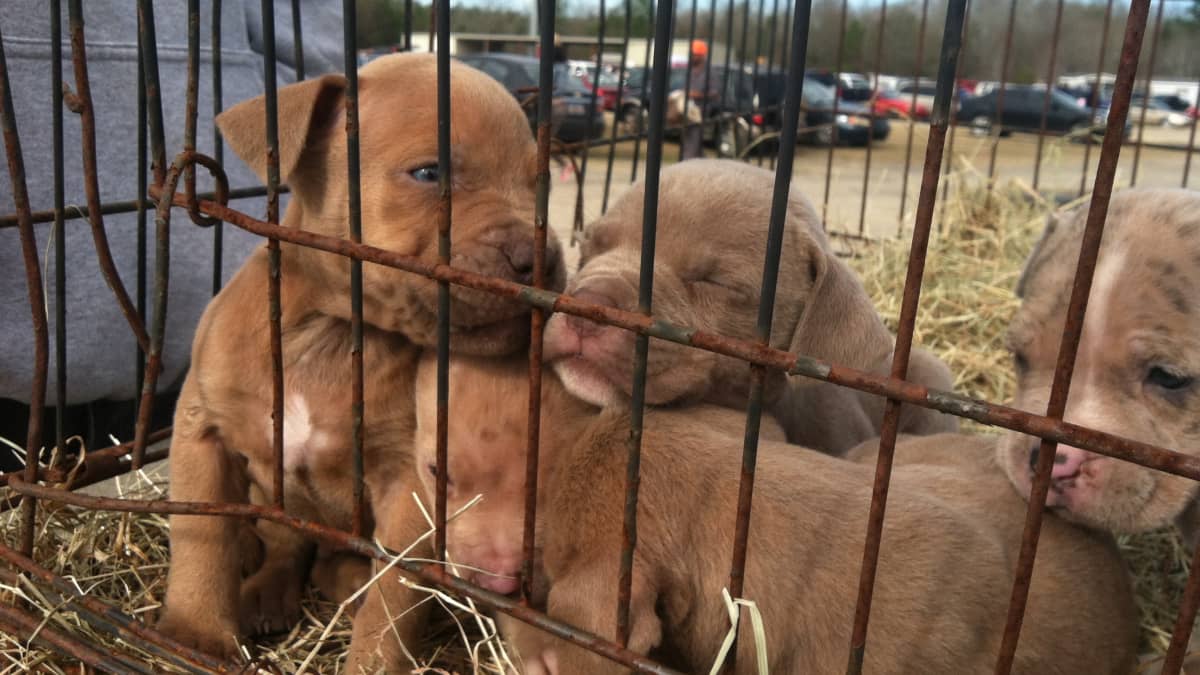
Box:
[691,39,708,57]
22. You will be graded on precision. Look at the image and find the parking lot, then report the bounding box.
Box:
[548,117,1198,267]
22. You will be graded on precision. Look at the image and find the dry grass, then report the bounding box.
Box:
[846,174,1191,657]
[0,457,513,674]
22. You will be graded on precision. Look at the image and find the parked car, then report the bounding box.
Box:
[799,78,890,146]
[1126,93,1192,127]
[456,53,605,143]
[956,85,1118,140]
[872,88,930,120]
[619,64,761,157]
[577,69,627,112]
[806,69,873,102]
[896,79,938,114]
[1155,94,1198,119]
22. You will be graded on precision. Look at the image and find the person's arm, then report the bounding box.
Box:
[243,0,345,82]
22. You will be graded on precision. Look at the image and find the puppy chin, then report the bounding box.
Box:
[552,357,622,408]
[449,317,530,356]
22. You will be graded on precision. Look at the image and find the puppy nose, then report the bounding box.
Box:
[502,238,536,284]
[501,237,561,286]
[1028,443,1084,477]
[566,289,617,338]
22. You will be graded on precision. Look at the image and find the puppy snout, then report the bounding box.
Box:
[498,236,560,286]
[566,288,619,338]
[1028,443,1088,479]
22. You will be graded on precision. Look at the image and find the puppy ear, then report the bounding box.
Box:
[787,230,892,372]
[1015,212,1060,299]
[215,73,347,188]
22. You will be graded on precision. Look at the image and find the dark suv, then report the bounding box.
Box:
[956,85,1121,139]
[456,53,605,143]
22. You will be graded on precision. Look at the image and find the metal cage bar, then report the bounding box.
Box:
[995,1,1151,669]
[847,2,967,671]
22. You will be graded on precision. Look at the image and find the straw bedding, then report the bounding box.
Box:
[0,174,1188,672]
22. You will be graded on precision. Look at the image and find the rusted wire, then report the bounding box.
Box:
[1080,0,1116,197]
[847,2,966,672]
[341,0,367,539]
[724,3,813,671]
[434,0,453,564]
[616,0,674,645]
[1031,0,1066,192]
[0,601,153,674]
[0,14,49,559]
[0,548,228,672]
[857,0,887,236]
[994,1,1151,671]
[3,477,683,675]
[820,0,849,224]
[895,0,928,235]
[67,0,153,354]
[159,186,1200,493]
[1131,0,1166,188]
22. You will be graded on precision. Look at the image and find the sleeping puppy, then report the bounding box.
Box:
[995,189,1200,539]
[156,53,565,671]
[410,351,784,596]
[416,354,1136,674]
[542,159,956,456]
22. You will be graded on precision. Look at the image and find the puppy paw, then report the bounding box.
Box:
[238,566,303,637]
[156,610,241,659]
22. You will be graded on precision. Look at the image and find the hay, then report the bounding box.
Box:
[847,173,1189,657]
[0,456,513,674]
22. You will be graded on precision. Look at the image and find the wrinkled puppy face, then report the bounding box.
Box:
[998,189,1200,534]
[218,53,565,355]
[543,160,819,408]
[414,352,530,595]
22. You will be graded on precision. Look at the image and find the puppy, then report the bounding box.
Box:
[996,189,1200,538]
[156,53,565,671]
[420,356,1137,674]
[543,159,956,456]
[410,351,785,595]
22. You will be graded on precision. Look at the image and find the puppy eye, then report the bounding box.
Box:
[1012,350,1030,376]
[1146,366,1194,392]
[409,165,440,183]
[426,462,453,486]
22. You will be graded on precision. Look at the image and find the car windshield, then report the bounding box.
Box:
[515,61,592,94]
[596,71,622,87]
[803,79,835,106]
[1050,88,1081,109]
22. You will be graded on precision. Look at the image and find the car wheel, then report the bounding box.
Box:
[814,123,836,147]
[969,115,992,136]
[717,119,751,158]
[621,105,646,135]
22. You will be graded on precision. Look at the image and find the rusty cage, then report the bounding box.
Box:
[2,0,1200,672]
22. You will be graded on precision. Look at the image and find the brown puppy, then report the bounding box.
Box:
[996,189,1200,537]
[410,352,784,595]
[542,159,956,456]
[156,53,565,670]
[421,357,1136,674]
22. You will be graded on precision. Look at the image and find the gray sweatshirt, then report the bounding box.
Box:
[0,1,344,405]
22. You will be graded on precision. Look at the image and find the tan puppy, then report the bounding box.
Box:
[996,189,1200,537]
[411,351,785,595]
[420,357,1136,674]
[156,53,565,670]
[542,159,956,456]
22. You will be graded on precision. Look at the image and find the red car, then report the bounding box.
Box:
[577,71,627,112]
[873,89,931,120]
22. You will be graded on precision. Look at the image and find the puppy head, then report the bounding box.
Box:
[414,351,532,595]
[543,159,844,408]
[216,53,565,355]
[998,188,1200,534]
